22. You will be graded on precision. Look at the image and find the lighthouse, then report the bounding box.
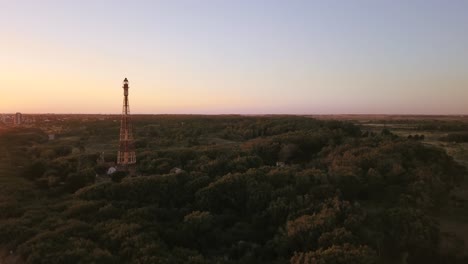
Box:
[117,78,136,167]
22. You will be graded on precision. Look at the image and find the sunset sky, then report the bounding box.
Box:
[1,0,468,114]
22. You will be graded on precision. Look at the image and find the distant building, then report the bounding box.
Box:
[276,162,286,167]
[3,115,13,125]
[170,167,184,174]
[107,167,117,175]
[14,112,22,125]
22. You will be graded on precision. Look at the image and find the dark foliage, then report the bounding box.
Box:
[0,116,466,263]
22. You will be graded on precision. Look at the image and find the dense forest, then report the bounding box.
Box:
[0,116,467,263]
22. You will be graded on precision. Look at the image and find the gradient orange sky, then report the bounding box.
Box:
[1,0,468,114]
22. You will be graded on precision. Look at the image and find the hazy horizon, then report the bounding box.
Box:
[2,0,468,115]
[2,112,468,117]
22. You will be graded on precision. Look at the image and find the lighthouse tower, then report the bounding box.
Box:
[117,78,136,167]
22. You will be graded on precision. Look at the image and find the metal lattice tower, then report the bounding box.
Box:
[117,78,136,167]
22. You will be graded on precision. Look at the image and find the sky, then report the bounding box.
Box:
[1,0,468,115]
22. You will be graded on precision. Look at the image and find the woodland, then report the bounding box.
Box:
[0,115,466,264]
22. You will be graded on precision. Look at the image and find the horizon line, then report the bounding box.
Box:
[1,112,468,117]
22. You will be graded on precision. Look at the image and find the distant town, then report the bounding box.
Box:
[0,113,121,140]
